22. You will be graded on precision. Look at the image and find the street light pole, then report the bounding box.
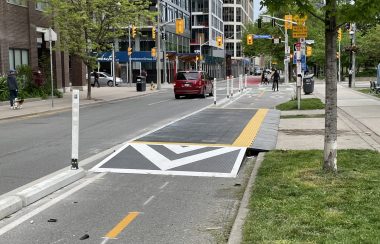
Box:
[352,23,356,88]
[284,28,289,84]
[156,0,162,90]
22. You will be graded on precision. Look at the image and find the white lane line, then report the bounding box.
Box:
[148,99,172,106]
[159,182,169,190]
[143,195,155,206]
[0,173,107,236]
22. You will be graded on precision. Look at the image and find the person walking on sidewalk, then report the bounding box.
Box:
[271,69,280,91]
[93,71,100,88]
[7,70,18,109]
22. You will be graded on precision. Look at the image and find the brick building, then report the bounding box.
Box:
[0,0,84,90]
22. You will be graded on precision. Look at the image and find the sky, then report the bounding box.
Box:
[253,0,266,20]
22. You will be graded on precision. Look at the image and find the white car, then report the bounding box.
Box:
[88,72,123,87]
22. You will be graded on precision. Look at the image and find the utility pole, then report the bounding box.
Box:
[284,28,289,84]
[352,23,356,88]
[163,26,167,84]
[156,0,162,90]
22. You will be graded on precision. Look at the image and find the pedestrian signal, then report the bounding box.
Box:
[247,34,253,45]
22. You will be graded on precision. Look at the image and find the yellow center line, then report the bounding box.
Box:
[232,109,268,147]
[105,212,140,239]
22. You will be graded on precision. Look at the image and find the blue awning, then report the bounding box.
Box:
[97,51,157,63]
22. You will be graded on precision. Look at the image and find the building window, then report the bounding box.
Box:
[7,0,27,6]
[236,8,241,22]
[236,25,242,39]
[9,49,29,70]
[224,25,234,39]
[226,43,234,56]
[236,43,241,57]
[223,7,234,22]
[36,0,49,11]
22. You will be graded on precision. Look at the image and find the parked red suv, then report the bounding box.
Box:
[173,71,213,99]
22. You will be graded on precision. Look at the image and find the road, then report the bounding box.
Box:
[0,80,293,243]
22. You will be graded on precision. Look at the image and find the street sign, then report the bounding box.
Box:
[292,26,308,38]
[253,34,272,39]
[293,15,307,25]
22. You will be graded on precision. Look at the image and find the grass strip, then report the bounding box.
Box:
[357,88,380,98]
[276,98,325,111]
[243,150,380,243]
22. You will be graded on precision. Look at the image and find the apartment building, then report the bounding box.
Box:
[190,0,224,79]
[0,0,76,89]
[223,0,253,77]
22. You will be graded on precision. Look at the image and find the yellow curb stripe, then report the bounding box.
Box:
[105,212,140,239]
[132,141,234,148]
[232,109,268,147]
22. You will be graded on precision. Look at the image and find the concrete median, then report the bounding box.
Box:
[0,196,23,220]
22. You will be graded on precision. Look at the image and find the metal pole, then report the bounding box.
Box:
[349,37,353,88]
[199,36,202,71]
[284,28,289,84]
[239,74,241,92]
[49,27,54,108]
[112,44,115,87]
[213,78,216,105]
[128,25,133,85]
[156,0,161,90]
[352,23,356,88]
[163,26,167,84]
[338,39,341,83]
[296,39,302,110]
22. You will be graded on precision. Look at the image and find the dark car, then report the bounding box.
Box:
[174,71,213,99]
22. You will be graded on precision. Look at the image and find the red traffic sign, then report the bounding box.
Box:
[294,42,301,52]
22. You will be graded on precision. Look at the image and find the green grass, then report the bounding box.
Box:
[357,88,380,98]
[276,98,325,111]
[242,150,380,243]
[281,114,325,119]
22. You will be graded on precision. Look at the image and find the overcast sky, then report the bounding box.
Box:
[253,0,266,20]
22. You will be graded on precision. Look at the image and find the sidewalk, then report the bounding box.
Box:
[276,80,380,151]
[0,83,173,121]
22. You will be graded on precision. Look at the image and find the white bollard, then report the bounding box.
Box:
[231,76,234,97]
[239,74,242,92]
[245,74,248,89]
[71,89,79,169]
[226,76,230,98]
[213,78,216,105]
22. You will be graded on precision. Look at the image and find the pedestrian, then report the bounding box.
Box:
[93,71,100,88]
[271,69,280,91]
[261,72,265,85]
[141,69,147,78]
[7,70,18,109]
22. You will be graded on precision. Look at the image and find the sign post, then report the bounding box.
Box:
[71,90,80,170]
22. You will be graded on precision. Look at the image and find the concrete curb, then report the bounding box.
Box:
[0,168,86,221]
[228,152,265,244]
[0,196,23,220]
[15,168,86,207]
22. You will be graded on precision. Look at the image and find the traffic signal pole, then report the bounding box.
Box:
[156,0,162,90]
[128,25,132,85]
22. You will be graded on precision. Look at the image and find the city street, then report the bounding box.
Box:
[0,80,293,243]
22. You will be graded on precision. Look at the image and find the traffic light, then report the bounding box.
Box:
[306,46,312,56]
[247,34,253,45]
[132,25,137,38]
[161,32,167,40]
[151,47,156,57]
[337,28,342,41]
[196,56,199,61]
[128,47,132,56]
[336,52,340,59]
[152,27,156,40]
[175,18,184,34]
[216,36,223,48]
[284,15,292,30]
[257,18,262,28]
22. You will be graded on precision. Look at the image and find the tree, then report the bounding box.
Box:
[260,0,380,173]
[48,0,154,99]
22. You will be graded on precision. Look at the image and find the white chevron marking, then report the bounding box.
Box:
[132,144,241,171]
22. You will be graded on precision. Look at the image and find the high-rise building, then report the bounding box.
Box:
[190,0,224,79]
[223,0,253,77]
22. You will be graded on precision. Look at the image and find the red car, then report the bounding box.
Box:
[174,71,214,99]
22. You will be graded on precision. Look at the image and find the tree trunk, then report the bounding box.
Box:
[84,29,92,100]
[323,0,338,173]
